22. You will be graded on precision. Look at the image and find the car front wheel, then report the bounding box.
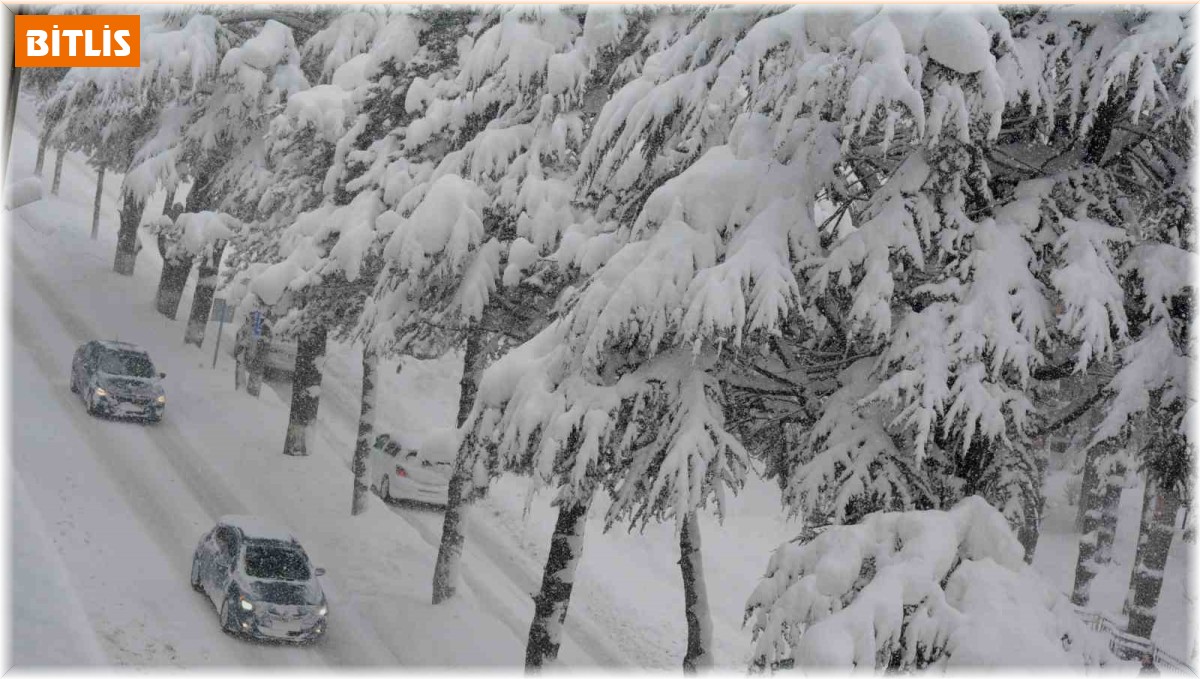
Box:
[380,475,390,502]
[220,597,240,636]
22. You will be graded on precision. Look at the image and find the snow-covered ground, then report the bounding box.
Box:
[1033,469,1195,660]
[6,87,1192,670]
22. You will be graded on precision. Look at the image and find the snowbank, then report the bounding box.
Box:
[12,475,108,665]
[6,176,44,210]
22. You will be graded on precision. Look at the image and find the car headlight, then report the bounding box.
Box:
[318,605,327,616]
[239,595,254,611]
[94,387,108,397]
[156,395,166,404]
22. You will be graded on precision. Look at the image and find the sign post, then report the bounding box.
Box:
[211,298,227,369]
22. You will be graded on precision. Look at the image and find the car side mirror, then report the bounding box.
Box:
[159,372,167,379]
[314,567,326,577]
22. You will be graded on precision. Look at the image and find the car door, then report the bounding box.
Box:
[205,527,236,601]
[81,343,99,388]
[71,343,92,393]
[195,529,218,596]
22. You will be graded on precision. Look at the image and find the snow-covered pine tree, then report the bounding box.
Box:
[744,496,1109,669]
[219,8,438,461]
[1094,98,1193,634]
[117,13,319,344]
[24,66,68,179]
[346,5,642,614]
[460,5,1191,668]
[44,60,159,253]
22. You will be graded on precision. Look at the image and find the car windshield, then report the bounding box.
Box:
[98,350,156,378]
[243,544,310,581]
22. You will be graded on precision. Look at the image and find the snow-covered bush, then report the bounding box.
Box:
[745,496,1111,670]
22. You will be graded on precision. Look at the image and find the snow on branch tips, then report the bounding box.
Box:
[745,496,1110,670]
[175,211,240,256]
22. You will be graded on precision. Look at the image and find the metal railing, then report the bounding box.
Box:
[1073,606,1196,674]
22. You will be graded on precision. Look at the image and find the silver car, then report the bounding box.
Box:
[191,516,327,643]
[70,340,166,423]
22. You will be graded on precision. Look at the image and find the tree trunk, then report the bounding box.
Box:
[51,146,64,195]
[1075,451,1099,532]
[183,240,227,346]
[1126,479,1181,639]
[1095,459,1125,565]
[526,498,591,671]
[113,188,145,275]
[154,187,191,320]
[351,345,378,516]
[154,247,193,319]
[456,327,485,426]
[4,63,19,179]
[680,511,712,672]
[90,163,106,240]
[1123,479,1157,617]
[431,446,470,605]
[282,325,327,456]
[431,326,489,604]
[34,127,48,177]
[1071,442,1118,607]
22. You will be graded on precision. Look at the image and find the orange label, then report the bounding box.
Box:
[15,15,140,67]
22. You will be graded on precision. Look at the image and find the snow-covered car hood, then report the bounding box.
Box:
[237,576,323,606]
[98,373,164,399]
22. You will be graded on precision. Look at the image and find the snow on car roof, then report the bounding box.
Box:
[218,515,298,543]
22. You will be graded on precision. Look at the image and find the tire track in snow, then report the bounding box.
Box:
[10,306,288,668]
[389,504,631,668]
[10,244,349,668]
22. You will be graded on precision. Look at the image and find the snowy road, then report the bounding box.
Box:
[7,99,627,667]
[12,242,400,666]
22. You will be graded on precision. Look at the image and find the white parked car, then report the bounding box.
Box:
[370,429,456,508]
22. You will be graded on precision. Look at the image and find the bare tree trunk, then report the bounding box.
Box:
[90,163,106,240]
[680,511,712,672]
[1076,452,1099,532]
[1126,479,1181,639]
[183,240,227,346]
[1071,442,1118,607]
[431,442,470,604]
[1095,458,1125,565]
[282,325,327,456]
[34,127,48,177]
[4,63,19,180]
[51,146,64,195]
[113,188,145,275]
[526,497,591,671]
[456,327,485,426]
[350,345,378,516]
[155,246,193,319]
[431,327,487,604]
[1123,478,1157,617]
[153,186,190,319]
